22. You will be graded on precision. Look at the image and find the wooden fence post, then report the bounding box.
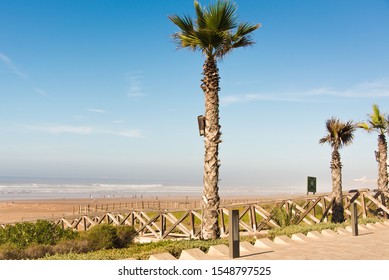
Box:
[160,214,166,238]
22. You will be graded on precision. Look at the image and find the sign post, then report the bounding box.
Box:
[307,176,317,195]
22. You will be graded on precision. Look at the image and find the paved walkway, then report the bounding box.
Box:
[149,221,389,260]
[241,223,389,260]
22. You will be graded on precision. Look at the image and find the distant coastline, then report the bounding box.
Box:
[0,176,304,201]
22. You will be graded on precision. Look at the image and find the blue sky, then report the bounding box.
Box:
[1,0,389,194]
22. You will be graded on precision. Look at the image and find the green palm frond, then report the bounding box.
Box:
[169,0,260,59]
[358,104,388,135]
[372,104,382,123]
[231,36,254,49]
[194,1,207,29]
[234,22,262,38]
[357,122,371,131]
[168,15,194,35]
[207,0,237,32]
[371,104,387,132]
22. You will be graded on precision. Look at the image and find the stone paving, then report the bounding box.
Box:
[149,221,389,260]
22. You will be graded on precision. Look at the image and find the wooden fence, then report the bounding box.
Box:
[53,188,389,240]
[72,198,265,215]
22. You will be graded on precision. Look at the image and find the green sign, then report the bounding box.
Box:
[307,176,316,194]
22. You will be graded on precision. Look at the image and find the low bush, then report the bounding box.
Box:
[0,243,24,260]
[115,225,137,248]
[0,221,137,259]
[272,205,299,228]
[24,244,54,259]
[53,239,91,255]
[0,220,78,248]
[83,224,137,251]
[85,224,119,250]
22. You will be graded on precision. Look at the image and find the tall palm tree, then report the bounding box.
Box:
[169,0,260,239]
[319,117,355,223]
[358,104,389,191]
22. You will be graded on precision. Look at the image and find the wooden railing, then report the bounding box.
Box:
[71,198,266,215]
[52,188,389,240]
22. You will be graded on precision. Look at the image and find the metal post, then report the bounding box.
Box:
[229,209,240,259]
[351,202,358,236]
[380,193,388,219]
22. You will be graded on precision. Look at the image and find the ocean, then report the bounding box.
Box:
[0,176,304,201]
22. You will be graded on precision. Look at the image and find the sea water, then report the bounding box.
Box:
[0,176,303,201]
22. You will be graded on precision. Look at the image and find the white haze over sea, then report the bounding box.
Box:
[0,177,304,201]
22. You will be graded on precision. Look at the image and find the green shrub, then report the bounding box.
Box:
[0,220,78,248]
[24,244,54,259]
[2,222,36,247]
[85,224,119,250]
[53,239,91,255]
[115,226,137,248]
[0,227,8,245]
[83,224,137,251]
[0,243,25,260]
[0,222,136,259]
[272,205,299,228]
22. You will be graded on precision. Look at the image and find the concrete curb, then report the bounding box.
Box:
[207,244,229,257]
[149,252,177,260]
[306,231,323,239]
[274,235,294,245]
[291,232,311,242]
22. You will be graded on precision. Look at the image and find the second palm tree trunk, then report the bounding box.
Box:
[377,134,388,218]
[377,134,388,190]
[331,149,344,223]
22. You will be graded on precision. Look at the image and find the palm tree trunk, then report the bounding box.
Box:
[331,148,345,223]
[377,134,388,219]
[200,56,221,239]
[377,134,388,190]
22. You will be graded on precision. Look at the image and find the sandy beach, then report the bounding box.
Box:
[0,196,197,224]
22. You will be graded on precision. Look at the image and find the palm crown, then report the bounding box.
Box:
[319,117,356,149]
[169,0,260,59]
[358,104,388,135]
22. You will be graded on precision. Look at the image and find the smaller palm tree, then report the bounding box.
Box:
[358,104,389,191]
[320,117,355,223]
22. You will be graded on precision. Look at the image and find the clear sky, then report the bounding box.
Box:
[1,0,389,194]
